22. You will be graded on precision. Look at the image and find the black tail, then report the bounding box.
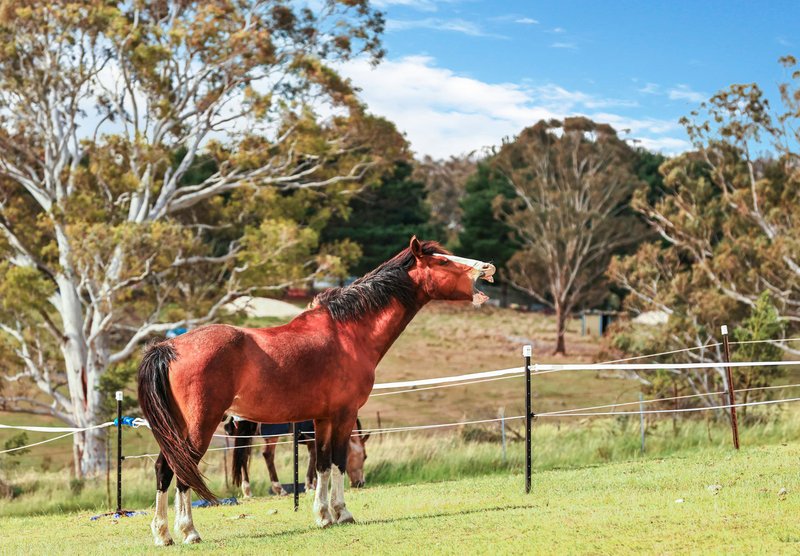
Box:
[229,420,258,487]
[137,341,217,502]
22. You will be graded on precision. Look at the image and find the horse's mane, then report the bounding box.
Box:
[313,240,448,322]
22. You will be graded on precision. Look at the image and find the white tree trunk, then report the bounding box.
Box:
[55,270,108,477]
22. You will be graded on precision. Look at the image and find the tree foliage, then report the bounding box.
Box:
[495,117,645,354]
[609,56,800,407]
[611,56,800,350]
[322,161,437,276]
[413,154,477,247]
[0,0,392,476]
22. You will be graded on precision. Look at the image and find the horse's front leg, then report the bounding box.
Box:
[330,414,357,524]
[263,437,287,495]
[312,419,334,528]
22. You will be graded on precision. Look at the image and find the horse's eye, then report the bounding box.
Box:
[439,259,449,266]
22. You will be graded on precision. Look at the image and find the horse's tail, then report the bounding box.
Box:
[230,420,258,487]
[137,341,217,502]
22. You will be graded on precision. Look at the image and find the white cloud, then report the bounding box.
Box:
[515,17,539,25]
[339,56,689,158]
[668,84,707,103]
[550,27,566,33]
[387,18,505,38]
[372,0,440,11]
[550,42,577,50]
[635,136,692,152]
[373,0,468,10]
[638,82,660,95]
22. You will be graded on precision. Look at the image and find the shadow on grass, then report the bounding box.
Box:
[219,503,538,543]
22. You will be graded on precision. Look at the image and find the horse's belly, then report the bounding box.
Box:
[228,370,372,423]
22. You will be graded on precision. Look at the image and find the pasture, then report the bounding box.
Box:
[3,305,800,552]
[2,441,799,555]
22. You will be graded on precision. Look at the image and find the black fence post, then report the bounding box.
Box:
[293,422,299,512]
[721,325,741,450]
[115,390,123,513]
[524,345,532,494]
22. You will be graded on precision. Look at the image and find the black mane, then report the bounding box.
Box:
[313,240,447,322]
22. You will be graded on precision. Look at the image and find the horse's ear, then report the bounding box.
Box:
[410,236,423,260]
[362,432,371,443]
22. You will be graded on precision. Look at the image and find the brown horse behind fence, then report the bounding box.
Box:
[226,418,369,497]
[137,237,495,545]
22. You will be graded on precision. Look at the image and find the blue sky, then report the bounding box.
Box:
[338,0,800,158]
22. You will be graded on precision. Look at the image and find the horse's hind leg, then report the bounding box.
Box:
[173,423,214,544]
[312,419,334,528]
[330,414,358,524]
[151,453,175,546]
[263,437,288,495]
[174,479,202,544]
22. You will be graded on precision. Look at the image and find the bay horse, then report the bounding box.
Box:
[225,418,370,497]
[137,236,495,545]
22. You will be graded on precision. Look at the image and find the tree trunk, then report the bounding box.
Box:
[56,271,109,478]
[500,282,509,309]
[73,427,109,477]
[554,302,567,355]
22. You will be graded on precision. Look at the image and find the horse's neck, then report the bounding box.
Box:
[347,298,426,365]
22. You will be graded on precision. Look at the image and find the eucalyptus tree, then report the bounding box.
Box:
[0,1,392,476]
[609,56,800,403]
[495,118,644,354]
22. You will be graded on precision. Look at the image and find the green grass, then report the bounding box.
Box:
[3,403,799,518]
[2,441,800,555]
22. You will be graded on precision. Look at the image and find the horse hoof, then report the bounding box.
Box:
[337,509,356,524]
[315,507,334,528]
[183,532,202,544]
[154,537,174,547]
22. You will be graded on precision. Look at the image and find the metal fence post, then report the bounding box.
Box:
[721,325,741,450]
[639,392,646,455]
[293,422,299,512]
[115,390,123,513]
[524,345,533,494]
[500,406,506,464]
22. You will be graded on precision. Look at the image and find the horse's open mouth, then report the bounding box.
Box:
[472,264,495,306]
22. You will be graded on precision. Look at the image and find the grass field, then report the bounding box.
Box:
[2,441,799,555]
[3,301,800,555]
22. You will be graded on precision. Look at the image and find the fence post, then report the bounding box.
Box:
[523,345,533,494]
[500,406,506,464]
[293,422,299,512]
[115,390,123,513]
[721,325,741,450]
[639,392,646,455]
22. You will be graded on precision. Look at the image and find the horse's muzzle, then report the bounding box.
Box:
[479,263,496,283]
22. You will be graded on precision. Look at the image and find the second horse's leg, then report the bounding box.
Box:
[263,437,287,496]
[305,434,317,491]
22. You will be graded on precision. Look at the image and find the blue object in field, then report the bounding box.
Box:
[166,327,188,339]
[114,416,137,427]
[260,420,314,437]
[192,497,238,508]
[90,510,147,520]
